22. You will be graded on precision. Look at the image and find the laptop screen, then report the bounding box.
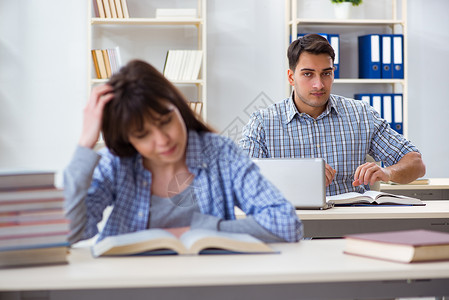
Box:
[252,158,329,209]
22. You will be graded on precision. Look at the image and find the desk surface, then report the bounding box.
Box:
[1,239,449,292]
[297,200,449,220]
[380,178,449,190]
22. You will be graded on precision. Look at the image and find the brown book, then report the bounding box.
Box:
[0,245,68,268]
[91,50,101,79]
[344,229,449,263]
[102,49,112,78]
[93,49,107,79]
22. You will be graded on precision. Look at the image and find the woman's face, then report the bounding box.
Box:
[128,104,188,169]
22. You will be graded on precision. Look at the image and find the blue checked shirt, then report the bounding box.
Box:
[64,130,302,243]
[239,94,420,196]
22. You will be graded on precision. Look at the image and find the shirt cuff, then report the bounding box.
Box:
[190,212,222,230]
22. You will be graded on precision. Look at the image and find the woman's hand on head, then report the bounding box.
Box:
[78,84,114,149]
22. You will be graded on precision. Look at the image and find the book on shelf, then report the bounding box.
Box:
[120,0,129,18]
[91,49,102,78]
[92,228,275,257]
[114,0,124,18]
[92,49,108,79]
[93,0,106,18]
[102,0,112,18]
[108,0,118,18]
[0,170,56,191]
[0,244,69,268]
[163,50,203,81]
[102,49,113,78]
[155,8,197,18]
[92,48,122,79]
[344,229,449,263]
[326,190,424,206]
[188,102,203,116]
[93,0,128,19]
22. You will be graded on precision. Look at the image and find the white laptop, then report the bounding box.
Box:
[252,158,333,210]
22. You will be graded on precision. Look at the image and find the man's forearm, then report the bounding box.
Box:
[387,152,426,184]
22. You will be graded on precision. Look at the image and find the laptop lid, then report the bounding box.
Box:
[252,158,332,210]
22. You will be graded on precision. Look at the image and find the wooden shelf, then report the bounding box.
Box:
[334,79,405,84]
[88,1,207,121]
[91,17,203,26]
[91,79,204,85]
[289,19,404,26]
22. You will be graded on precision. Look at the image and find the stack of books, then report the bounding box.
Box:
[163,50,203,81]
[0,170,70,268]
[93,0,129,19]
[91,47,122,79]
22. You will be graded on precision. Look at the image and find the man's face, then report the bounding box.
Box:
[288,52,334,119]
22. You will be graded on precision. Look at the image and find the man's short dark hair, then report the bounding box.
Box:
[287,34,335,71]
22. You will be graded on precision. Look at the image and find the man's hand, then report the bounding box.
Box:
[325,163,337,186]
[352,162,391,187]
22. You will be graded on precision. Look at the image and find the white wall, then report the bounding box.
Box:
[0,0,447,180]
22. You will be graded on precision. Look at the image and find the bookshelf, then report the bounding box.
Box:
[87,0,207,121]
[285,0,408,137]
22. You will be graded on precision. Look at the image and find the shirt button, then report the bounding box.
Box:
[317,144,320,148]
[138,211,144,218]
[142,181,147,187]
[202,163,207,168]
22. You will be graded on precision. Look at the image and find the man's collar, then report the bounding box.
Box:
[285,92,339,123]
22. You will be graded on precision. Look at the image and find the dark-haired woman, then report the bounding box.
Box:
[64,60,302,246]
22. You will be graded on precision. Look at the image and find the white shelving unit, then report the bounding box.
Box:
[285,0,408,137]
[87,0,207,120]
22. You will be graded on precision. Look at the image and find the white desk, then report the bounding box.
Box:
[0,239,448,300]
[380,178,449,200]
[297,200,449,238]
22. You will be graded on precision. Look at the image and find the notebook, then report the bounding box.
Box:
[253,158,333,210]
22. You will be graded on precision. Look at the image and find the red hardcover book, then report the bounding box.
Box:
[344,229,449,263]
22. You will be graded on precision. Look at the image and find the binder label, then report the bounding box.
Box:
[371,35,380,62]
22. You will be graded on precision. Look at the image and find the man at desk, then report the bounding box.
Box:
[239,34,426,196]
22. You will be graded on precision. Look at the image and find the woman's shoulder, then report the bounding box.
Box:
[193,130,237,150]
[188,130,242,162]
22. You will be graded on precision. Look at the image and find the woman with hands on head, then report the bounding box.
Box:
[64,59,303,245]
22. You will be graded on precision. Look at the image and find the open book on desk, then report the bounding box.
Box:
[92,228,276,257]
[326,191,425,206]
